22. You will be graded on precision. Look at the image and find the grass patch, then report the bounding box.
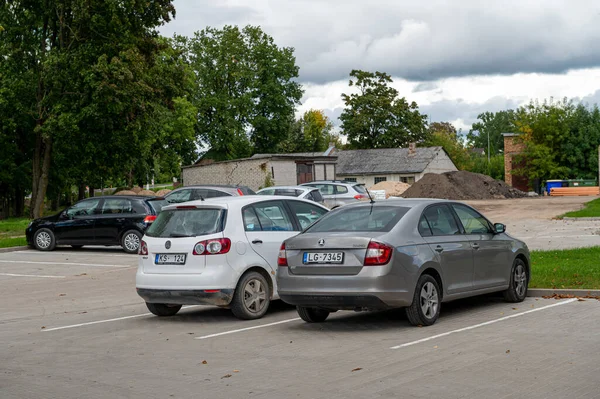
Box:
[0,217,31,248]
[530,246,600,289]
[562,198,600,218]
[0,237,27,248]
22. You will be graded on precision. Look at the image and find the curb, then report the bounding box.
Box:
[528,288,600,297]
[0,246,30,253]
[561,217,600,221]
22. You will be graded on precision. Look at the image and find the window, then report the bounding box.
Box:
[287,200,328,229]
[306,206,410,233]
[146,209,225,238]
[452,204,493,234]
[101,199,132,214]
[344,178,357,183]
[195,189,230,200]
[352,184,367,194]
[374,177,387,184]
[408,176,415,184]
[166,189,192,203]
[258,188,275,195]
[66,199,101,217]
[147,199,167,214]
[400,177,408,183]
[244,201,294,231]
[314,184,335,195]
[422,205,460,236]
[335,185,348,194]
[418,215,433,237]
[308,190,324,203]
[274,189,302,197]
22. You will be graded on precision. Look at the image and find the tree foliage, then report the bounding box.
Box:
[182,25,303,161]
[340,70,429,149]
[467,110,516,155]
[423,122,472,170]
[278,109,338,153]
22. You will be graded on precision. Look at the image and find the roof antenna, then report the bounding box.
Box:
[364,185,375,204]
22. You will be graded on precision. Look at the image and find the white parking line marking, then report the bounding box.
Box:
[195,317,301,340]
[390,298,579,350]
[42,306,201,332]
[0,260,131,268]
[0,273,65,278]
[15,251,134,258]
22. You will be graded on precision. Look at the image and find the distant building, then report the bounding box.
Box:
[503,133,529,192]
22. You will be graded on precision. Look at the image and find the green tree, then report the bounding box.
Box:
[467,110,516,155]
[340,70,428,149]
[278,109,338,153]
[0,1,181,218]
[183,25,303,160]
[423,122,472,170]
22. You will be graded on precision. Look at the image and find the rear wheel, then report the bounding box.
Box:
[231,271,270,320]
[406,274,441,326]
[503,258,528,302]
[146,302,182,317]
[34,228,56,251]
[297,306,330,323]
[121,230,142,254]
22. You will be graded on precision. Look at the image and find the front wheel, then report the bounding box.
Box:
[297,306,330,323]
[34,228,56,251]
[146,303,182,317]
[503,258,528,302]
[406,274,441,326]
[231,271,271,320]
[121,230,142,254]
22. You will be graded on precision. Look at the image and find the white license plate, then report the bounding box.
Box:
[155,253,186,265]
[303,252,344,264]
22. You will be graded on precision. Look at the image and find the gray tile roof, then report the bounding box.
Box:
[336,147,444,175]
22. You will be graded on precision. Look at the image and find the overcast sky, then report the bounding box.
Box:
[161,0,600,132]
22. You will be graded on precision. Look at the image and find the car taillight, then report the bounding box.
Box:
[354,194,367,200]
[237,188,244,196]
[277,243,288,266]
[193,238,231,255]
[144,215,157,223]
[139,240,148,255]
[364,240,392,266]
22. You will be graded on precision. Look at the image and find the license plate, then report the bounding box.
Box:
[303,252,344,264]
[155,253,186,265]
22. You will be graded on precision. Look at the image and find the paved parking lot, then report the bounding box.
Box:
[2,247,600,398]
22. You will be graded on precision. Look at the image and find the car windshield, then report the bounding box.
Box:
[147,199,168,213]
[145,208,225,237]
[353,184,367,194]
[305,205,410,233]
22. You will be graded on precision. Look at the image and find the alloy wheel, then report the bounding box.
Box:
[514,264,527,297]
[243,278,267,314]
[420,282,439,319]
[124,233,140,252]
[36,231,51,249]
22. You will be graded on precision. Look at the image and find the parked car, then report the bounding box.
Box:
[256,186,326,206]
[276,199,530,326]
[136,196,329,320]
[164,185,256,204]
[300,180,369,208]
[26,195,167,254]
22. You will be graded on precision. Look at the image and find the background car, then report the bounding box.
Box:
[256,185,326,206]
[300,180,369,208]
[26,195,166,253]
[277,199,530,326]
[136,196,329,320]
[164,184,256,204]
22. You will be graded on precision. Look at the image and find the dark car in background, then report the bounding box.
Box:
[164,185,256,204]
[26,195,166,254]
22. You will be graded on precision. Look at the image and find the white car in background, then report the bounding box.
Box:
[256,185,326,207]
[136,196,329,320]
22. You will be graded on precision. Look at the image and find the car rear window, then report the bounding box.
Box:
[147,199,168,213]
[305,205,410,233]
[145,208,225,238]
[353,184,367,194]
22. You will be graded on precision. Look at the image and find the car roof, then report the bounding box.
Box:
[81,195,162,201]
[173,184,250,189]
[338,198,452,209]
[301,180,360,185]
[257,186,314,191]
[161,195,327,211]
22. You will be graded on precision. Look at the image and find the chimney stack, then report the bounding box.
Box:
[408,142,416,156]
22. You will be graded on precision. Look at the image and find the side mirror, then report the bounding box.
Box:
[494,223,506,234]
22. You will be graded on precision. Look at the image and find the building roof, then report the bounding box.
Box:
[336,146,447,175]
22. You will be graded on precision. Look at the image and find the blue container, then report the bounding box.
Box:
[545,180,566,195]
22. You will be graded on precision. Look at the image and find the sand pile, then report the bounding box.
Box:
[368,181,411,197]
[114,190,136,196]
[401,171,527,200]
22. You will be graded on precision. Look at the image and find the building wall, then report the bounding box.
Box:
[182,159,296,191]
[325,164,336,181]
[314,164,325,181]
[423,151,458,174]
[337,174,419,187]
[504,135,527,189]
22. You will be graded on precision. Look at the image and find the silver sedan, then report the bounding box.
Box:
[276,199,530,326]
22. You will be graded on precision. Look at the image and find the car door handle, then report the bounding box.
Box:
[472,243,480,249]
[434,245,444,253]
[252,239,263,244]
[117,218,125,222]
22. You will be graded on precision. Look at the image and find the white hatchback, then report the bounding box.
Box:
[136,196,328,319]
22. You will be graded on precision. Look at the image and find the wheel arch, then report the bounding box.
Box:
[515,252,530,278]
[239,266,275,299]
[420,267,444,301]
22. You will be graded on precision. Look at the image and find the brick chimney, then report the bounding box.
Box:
[408,142,416,156]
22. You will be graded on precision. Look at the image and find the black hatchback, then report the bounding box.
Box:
[26,195,166,253]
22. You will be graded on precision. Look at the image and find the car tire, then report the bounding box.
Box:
[121,230,142,254]
[33,228,56,251]
[297,306,330,323]
[231,271,271,320]
[146,302,182,317]
[406,274,441,326]
[71,245,83,249]
[503,258,528,303]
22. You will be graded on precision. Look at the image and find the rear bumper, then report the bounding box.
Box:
[280,294,392,310]
[136,288,234,306]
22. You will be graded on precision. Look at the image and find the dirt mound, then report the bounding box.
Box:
[155,189,172,197]
[368,181,410,197]
[114,190,136,196]
[131,186,143,194]
[402,171,528,200]
[138,189,157,196]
